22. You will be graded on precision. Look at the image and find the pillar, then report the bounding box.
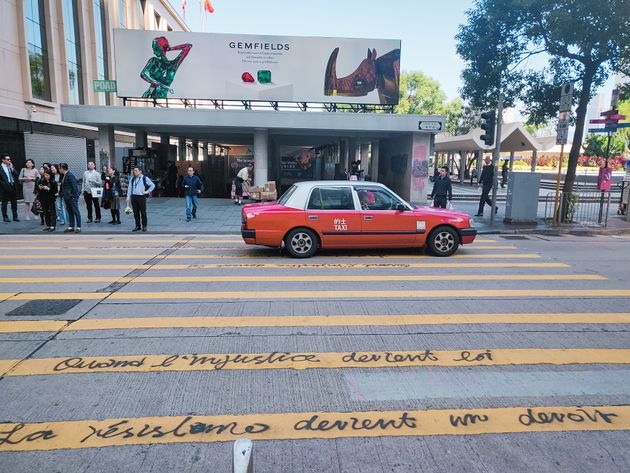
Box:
[201,142,208,161]
[98,125,115,169]
[369,140,380,181]
[192,139,199,161]
[159,133,170,170]
[360,143,369,169]
[531,149,537,172]
[178,137,186,162]
[459,150,465,184]
[134,131,147,149]
[509,151,515,172]
[254,128,268,186]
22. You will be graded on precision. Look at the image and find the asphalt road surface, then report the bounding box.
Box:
[1,233,629,472]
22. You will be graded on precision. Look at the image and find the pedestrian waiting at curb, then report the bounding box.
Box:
[430,166,453,209]
[37,168,57,232]
[18,159,38,221]
[50,164,67,226]
[82,161,102,223]
[182,166,204,221]
[58,163,81,233]
[0,154,20,223]
[102,167,122,225]
[126,166,155,232]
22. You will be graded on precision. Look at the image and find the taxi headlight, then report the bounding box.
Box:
[469,218,475,227]
[246,213,256,220]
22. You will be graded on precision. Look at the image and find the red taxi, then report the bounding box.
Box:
[241,181,477,257]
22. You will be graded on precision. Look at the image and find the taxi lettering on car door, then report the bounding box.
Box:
[305,186,363,248]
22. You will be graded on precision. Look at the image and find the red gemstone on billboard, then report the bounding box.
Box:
[241,72,255,83]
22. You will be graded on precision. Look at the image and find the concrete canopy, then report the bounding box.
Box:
[60,105,443,143]
[435,122,542,153]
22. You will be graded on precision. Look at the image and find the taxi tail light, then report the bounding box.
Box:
[241,212,247,229]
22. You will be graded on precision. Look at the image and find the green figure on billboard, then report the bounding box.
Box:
[140,36,192,99]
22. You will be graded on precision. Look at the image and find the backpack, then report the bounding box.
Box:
[142,175,152,191]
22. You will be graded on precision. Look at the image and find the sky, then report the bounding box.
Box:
[171,0,617,107]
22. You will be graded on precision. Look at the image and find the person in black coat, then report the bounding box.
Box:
[37,169,58,232]
[58,163,82,233]
[430,166,453,208]
[0,154,20,222]
[476,156,498,217]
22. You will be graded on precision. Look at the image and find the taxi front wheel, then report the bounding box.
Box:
[427,226,459,257]
[285,228,318,258]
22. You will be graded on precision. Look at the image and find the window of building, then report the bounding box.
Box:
[93,0,109,105]
[62,0,84,104]
[118,0,127,28]
[24,0,51,100]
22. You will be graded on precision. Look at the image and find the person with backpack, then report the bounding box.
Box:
[126,166,155,232]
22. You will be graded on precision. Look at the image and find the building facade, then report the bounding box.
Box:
[0,0,188,171]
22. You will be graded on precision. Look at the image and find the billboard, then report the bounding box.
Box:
[113,30,401,105]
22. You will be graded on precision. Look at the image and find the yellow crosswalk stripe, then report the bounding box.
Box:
[0,245,518,251]
[1,349,628,378]
[4,289,630,301]
[0,262,570,270]
[0,404,625,452]
[0,252,539,260]
[1,312,629,334]
[0,274,605,284]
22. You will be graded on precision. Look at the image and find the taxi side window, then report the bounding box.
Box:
[308,187,355,210]
[357,188,400,210]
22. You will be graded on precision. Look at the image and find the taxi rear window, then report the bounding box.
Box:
[308,187,355,210]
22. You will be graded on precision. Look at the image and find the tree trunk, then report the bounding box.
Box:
[563,64,596,195]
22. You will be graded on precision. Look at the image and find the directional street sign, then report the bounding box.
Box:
[556,120,570,145]
[559,94,572,112]
[418,121,442,131]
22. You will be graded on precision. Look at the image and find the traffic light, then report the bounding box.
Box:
[480,111,496,146]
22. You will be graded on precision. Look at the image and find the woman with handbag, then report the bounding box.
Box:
[37,169,57,232]
[102,167,122,224]
[33,165,49,225]
[50,164,67,226]
[19,159,38,221]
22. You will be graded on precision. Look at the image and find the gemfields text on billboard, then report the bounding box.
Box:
[113,30,401,105]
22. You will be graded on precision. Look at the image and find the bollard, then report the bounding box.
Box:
[232,438,254,473]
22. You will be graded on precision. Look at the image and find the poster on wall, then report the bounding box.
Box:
[280,148,315,180]
[113,30,401,105]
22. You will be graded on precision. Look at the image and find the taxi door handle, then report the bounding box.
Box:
[308,215,318,220]
[363,215,373,221]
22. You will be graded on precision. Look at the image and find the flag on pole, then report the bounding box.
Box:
[204,0,214,13]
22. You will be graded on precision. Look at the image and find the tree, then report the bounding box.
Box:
[582,133,625,157]
[456,0,630,197]
[395,71,465,134]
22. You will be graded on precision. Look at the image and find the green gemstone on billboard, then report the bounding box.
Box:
[257,70,271,84]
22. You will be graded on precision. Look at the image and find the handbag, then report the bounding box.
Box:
[31,198,43,216]
[90,188,103,198]
[102,199,111,209]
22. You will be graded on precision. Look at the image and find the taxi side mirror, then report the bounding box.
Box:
[395,203,407,211]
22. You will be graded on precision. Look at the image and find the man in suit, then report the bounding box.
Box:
[0,154,20,222]
[58,163,82,233]
[476,156,499,217]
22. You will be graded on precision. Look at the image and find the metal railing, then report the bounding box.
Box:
[544,191,612,227]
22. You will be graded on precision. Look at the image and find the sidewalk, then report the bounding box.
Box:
[1,196,628,235]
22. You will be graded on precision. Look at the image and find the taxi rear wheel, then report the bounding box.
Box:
[427,226,459,257]
[285,228,318,258]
